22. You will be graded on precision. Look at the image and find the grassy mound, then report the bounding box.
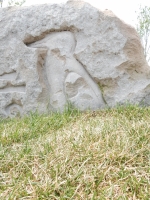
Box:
[0,105,150,199]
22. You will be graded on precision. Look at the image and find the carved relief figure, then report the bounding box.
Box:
[28,31,105,111]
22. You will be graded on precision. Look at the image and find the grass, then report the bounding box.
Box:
[0,104,150,199]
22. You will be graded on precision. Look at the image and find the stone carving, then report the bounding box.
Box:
[28,31,105,111]
[0,72,25,93]
[0,70,26,117]
[0,1,150,117]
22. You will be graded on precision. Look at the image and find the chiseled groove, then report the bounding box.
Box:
[0,86,25,93]
[0,72,26,93]
[0,72,17,80]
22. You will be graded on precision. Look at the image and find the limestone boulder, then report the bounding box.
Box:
[0,0,150,117]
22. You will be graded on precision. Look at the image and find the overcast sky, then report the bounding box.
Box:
[3,0,150,27]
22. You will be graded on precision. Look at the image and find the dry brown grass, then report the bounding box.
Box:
[0,105,150,199]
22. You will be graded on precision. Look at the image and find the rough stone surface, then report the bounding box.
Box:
[0,0,150,117]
